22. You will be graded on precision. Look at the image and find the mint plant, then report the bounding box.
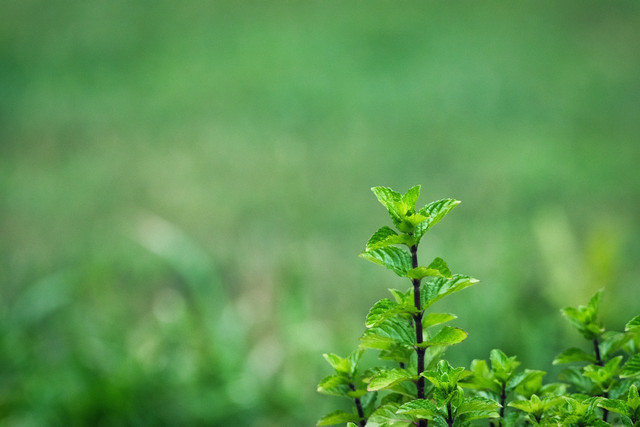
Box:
[317,185,640,427]
[318,186,493,426]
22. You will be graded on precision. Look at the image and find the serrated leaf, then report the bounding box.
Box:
[367,402,415,426]
[457,396,502,414]
[372,186,403,212]
[561,291,605,340]
[421,275,479,309]
[420,326,468,347]
[558,367,599,395]
[490,349,519,381]
[367,368,416,391]
[378,346,414,364]
[407,257,453,280]
[508,399,536,414]
[361,391,378,415]
[507,369,546,392]
[388,288,411,305]
[597,398,630,417]
[422,360,468,391]
[600,331,630,359]
[360,246,412,276]
[460,359,502,394]
[316,410,360,426]
[587,289,603,315]
[625,314,640,331]
[402,185,421,207]
[627,384,640,411]
[423,313,457,328]
[323,353,350,374]
[620,353,640,378]
[360,317,415,351]
[406,267,446,280]
[427,257,452,278]
[366,226,398,248]
[553,347,597,365]
[371,186,408,230]
[456,397,502,423]
[397,398,445,420]
[347,349,363,375]
[366,299,415,328]
[366,227,416,251]
[414,198,461,240]
[317,375,351,397]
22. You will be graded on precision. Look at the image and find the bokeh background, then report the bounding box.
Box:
[2,1,640,425]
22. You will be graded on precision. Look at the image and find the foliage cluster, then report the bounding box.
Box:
[318,186,640,427]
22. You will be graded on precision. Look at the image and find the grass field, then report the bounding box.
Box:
[2,1,640,425]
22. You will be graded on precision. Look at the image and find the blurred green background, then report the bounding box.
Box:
[1,1,640,425]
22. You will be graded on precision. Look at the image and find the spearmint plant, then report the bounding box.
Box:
[317,185,640,427]
[317,186,497,426]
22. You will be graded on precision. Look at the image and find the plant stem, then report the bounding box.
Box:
[349,383,366,427]
[593,338,603,366]
[593,337,609,422]
[498,382,507,427]
[410,244,427,427]
[447,401,454,427]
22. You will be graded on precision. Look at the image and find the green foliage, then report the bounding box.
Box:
[319,185,640,426]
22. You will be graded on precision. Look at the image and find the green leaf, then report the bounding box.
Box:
[507,369,546,392]
[402,185,421,207]
[388,288,412,305]
[406,267,445,280]
[600,331,630,359]
[422,313,457,328]
[553,347,597,365]
[420,326,468,347]
[323,353,350,375]
[583,356,623,386]
[346,349,363,376]
[317,375,351,397]
[396,398,445,420]
[422,360,468,391]
[414,198,461,240]
[509,395,540,414]
[587,289,603,316]
[367,368,416,391]
[366,299,414,328]
[561,306,604,340]
[620,353,640,378]
[360,317,415,351]
[627,384,640,411]
[372,186,403,212]
[421,275,479,309]
[316,410,360,426]
[367,402,415,426]
[561,291,605,340]
[597,398,630,417]
[360,246,412,276]
[371,186,413,231]
[361,391,378,415]
[456,396,501,422]
[460,359,502,394]
[427,257,453,278]
[366,226,415,250]
[490,349,520,382]
[366,226,398,249]
[559,367,599,395]
[625,314,640,331]
[346,423,358,427]
[406,258,453,280]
